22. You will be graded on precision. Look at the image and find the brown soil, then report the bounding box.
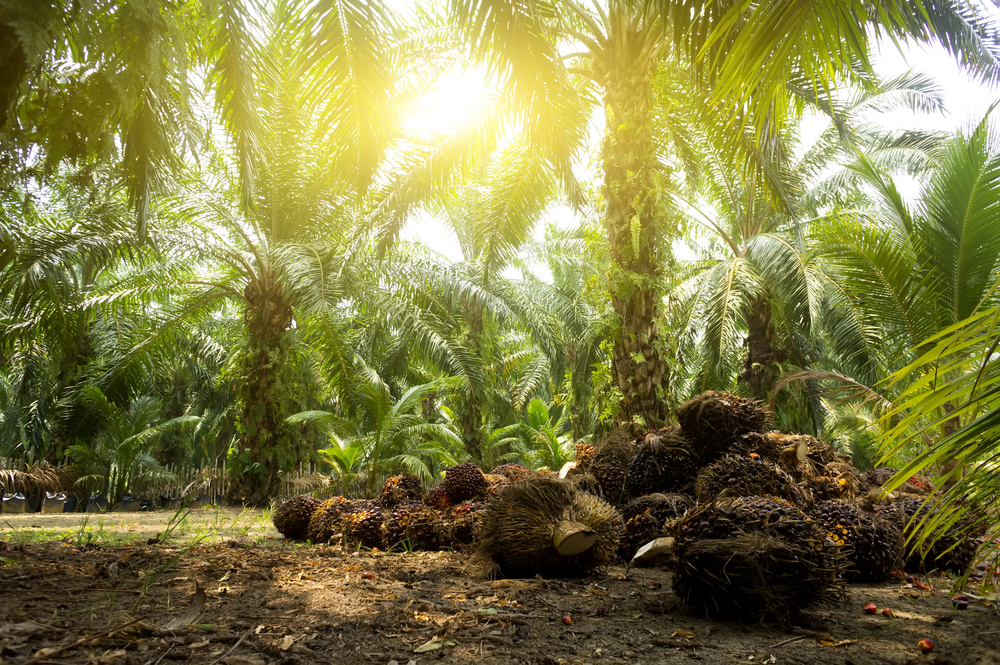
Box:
[1,512,998,665]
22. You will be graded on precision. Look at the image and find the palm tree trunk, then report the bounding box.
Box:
[599,43,668,426]
[739,296,787,400]
[226,276,294,507]
[457,300,485,461]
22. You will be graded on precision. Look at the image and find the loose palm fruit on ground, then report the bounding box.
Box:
[273,495,322,540]
[625,427,699,497]
[475,476,624,577]
[676,391,772,462]
[918,638,934,653]
[444,462,489,502]
[864,603,878,614]
[384,501,446,551]
[376,474,424,508]
[695,454,802,504]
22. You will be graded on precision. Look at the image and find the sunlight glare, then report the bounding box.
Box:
[405,66,489,137]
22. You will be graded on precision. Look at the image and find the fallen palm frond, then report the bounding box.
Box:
[0,464,75,495]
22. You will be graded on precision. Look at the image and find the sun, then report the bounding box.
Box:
[405,66,489,138]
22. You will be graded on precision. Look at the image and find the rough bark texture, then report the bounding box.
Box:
[739,296,787,399]
[227,275,295,507]
[597,35,668,426]
[0,22,25,129]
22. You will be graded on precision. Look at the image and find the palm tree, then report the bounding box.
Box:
[289,369,464,496]
[449,0,1000,425]
[67,386,197,506]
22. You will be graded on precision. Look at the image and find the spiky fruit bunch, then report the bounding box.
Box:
[575,443,596,471]
[273,495,322,539]
[475,476,624,577]
[625,428,699,497]
[445,462,488,502]
[447,500,487,546]
[676,391,772,462]
[307,496,358,543]
[618,493,693,560]
[801,475,848,503]
[677,496,817,543]
[621,493,694,525]
[341,505,385,550]
[672,496,842,622]
[622,511,662,561]
[384,502,446,551]
[483,473,510,499]
[423,484,452,510]
[377,474,424,508]
[879,498,984,573]
[729,431,787,462]
[588,441,636,506]
[804,499,901,581]
[490,464,532,483]
[570,473,604,497]
[695,455,803,504]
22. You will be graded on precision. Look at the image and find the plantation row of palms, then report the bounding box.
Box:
[1,1,999,511]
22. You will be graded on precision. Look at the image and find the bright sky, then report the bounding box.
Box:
[398,25,1000,269]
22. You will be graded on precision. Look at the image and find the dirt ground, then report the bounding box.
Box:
[2,511,999,665]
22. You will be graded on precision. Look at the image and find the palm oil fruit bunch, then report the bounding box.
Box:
[625,427,699,497]
[475,476,623,577]
[574,443,596,471]
[676,391,772,462]
[695,455,802,504]
[423,483,452,510]
[444,462,488,502]
[880,498,984,573]
[672,496,840,623]
[849,516,903,581]
[490,463,532,483]
[619,493,693,558]
[384,502,445,551]
[273,495,322,540]
[341,503,385,550]
[729,431,786,462]
[588,440,636,506]
[307,496,357,544]
[621,493,694,525]
[802,475,848,503]
[448,500,487,546]
[377,474,424,509]
[483,473,510,499]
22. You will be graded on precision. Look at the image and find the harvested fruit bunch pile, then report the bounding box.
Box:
[266,390,985,627]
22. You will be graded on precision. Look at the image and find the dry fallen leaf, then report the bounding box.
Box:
[0,621,46,637]
[670,629,696,639]
[413,639,456,653]
[278,635,295,651]
[162,583,206,631]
